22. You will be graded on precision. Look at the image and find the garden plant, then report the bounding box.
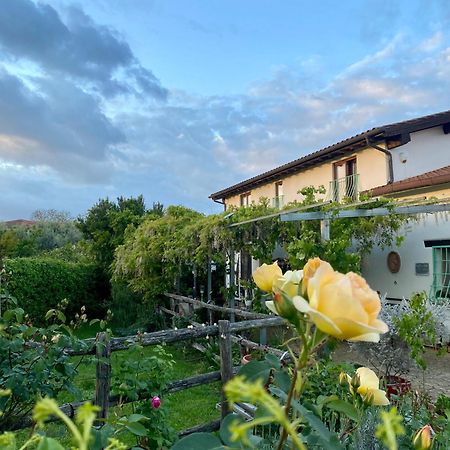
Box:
[173,258,445,449]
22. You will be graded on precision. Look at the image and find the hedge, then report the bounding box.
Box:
[2,257,109,323]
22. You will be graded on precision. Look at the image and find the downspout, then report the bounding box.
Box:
[365,136,394,184]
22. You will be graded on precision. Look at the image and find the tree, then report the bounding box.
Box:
[31,209,71,222]
[114,205,204,300]
[77,195,150,274]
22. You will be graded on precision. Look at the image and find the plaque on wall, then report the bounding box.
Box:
[415,263,430,276]
[387,251,401,273]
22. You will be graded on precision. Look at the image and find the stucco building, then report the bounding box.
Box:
[210,109,450,301]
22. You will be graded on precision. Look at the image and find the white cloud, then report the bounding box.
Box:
[1,2,450,220]
[417,31,444,52]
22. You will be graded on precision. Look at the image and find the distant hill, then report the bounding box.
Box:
[2,219,36,227]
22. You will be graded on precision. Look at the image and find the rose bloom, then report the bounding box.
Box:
[293,258,388,342]
[272,270,303,298]
[252,262,282,292]
[413,425,433,450]
[302,257,333,293]
[151,396,161,409]
[353,367,389,406]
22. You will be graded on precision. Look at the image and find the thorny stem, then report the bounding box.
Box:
[275,324,312,450]
[275,367,301,450]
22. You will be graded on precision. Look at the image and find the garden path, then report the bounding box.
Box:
[333,343,450,400]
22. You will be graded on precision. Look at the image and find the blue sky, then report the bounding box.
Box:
[0,0,450,219]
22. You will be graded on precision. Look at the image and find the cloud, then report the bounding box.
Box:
[0,67,124,182]
[1,2,450,220]
[95,28,450,211]
[0,0,167,99]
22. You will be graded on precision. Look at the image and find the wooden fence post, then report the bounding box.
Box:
[259,327,267,346]
[94,332,111,424]
[218,320,233,420]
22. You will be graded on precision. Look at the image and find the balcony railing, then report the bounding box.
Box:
[327,174,360,202]
[272,195,284,209]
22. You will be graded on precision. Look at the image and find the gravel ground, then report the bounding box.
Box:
[332,343,450,400]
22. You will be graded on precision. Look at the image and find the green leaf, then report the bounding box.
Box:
[125,421,148,436]
[219,413,247,447]
[273,369,291,393]
[170,433,225,450]
[271,387,344,450]
[264,353,281,369]
[90,425,115,450]
[56,311,66,323]
[325,400,359,421]
[237,360,271,383]
[37,437,65,450]
[127,413,148,423]
[45,310,56,320]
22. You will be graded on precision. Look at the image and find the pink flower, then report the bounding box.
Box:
[151,396,161,409]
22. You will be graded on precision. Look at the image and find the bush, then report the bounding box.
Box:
[0,300,89,431]
[2,257,109,323]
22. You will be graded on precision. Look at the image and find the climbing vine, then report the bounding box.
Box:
[113,190,410,302]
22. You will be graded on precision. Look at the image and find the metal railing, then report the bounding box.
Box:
[327,173,360,202]
[272,195,284,209]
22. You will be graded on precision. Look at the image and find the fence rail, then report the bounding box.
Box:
[11,301,286,439]
[165,292,268,319]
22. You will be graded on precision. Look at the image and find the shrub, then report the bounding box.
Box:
[2,257,109,323]
[0,300,89,431]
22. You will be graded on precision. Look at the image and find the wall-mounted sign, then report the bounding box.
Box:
[387,251,401,273]
[415,263,430,276]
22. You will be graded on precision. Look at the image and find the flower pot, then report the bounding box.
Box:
[241,354,252,365]
[384,375,411,398]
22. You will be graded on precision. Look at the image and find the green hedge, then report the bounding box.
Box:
[2,257,109,323]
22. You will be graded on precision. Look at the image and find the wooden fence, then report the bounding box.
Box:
[11,297,285,438]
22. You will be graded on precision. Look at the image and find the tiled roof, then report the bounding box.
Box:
[369,166,450,196]
[210,109,450,200]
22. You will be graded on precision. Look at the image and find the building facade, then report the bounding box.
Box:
[210,110,450,301]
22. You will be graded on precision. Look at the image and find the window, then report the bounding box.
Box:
[273,181,284,208]
[432,246,450,300]
[240,192,251,207]
[331,157,358,201]
[275,181,283,197]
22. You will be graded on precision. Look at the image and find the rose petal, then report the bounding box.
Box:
[305,308,343,337]
[318,274,369,325]
[265,301,278,315]
[356,367,380,389]
[348,333,381,343]
[367,388,390,406]
[333,317,388,341]
[292,295,311,313]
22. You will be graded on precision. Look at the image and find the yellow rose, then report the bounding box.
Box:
[302,257,333,294]
[293,266,388,342]
[272,270,303,298]
[413,425,433,450]
[252,262,282,292]
[354,367,389,406]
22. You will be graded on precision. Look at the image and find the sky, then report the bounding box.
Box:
[1,0,450,220]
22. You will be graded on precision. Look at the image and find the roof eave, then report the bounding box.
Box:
[210,128,383,200]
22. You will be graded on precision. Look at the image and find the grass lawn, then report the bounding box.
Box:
[15,337,221,447]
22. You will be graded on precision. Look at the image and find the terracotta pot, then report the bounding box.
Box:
[241,354,252,365]
[384,375,411,398]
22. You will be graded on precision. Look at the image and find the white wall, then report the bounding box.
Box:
[362,212,450,299]
[390,127,450,182]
